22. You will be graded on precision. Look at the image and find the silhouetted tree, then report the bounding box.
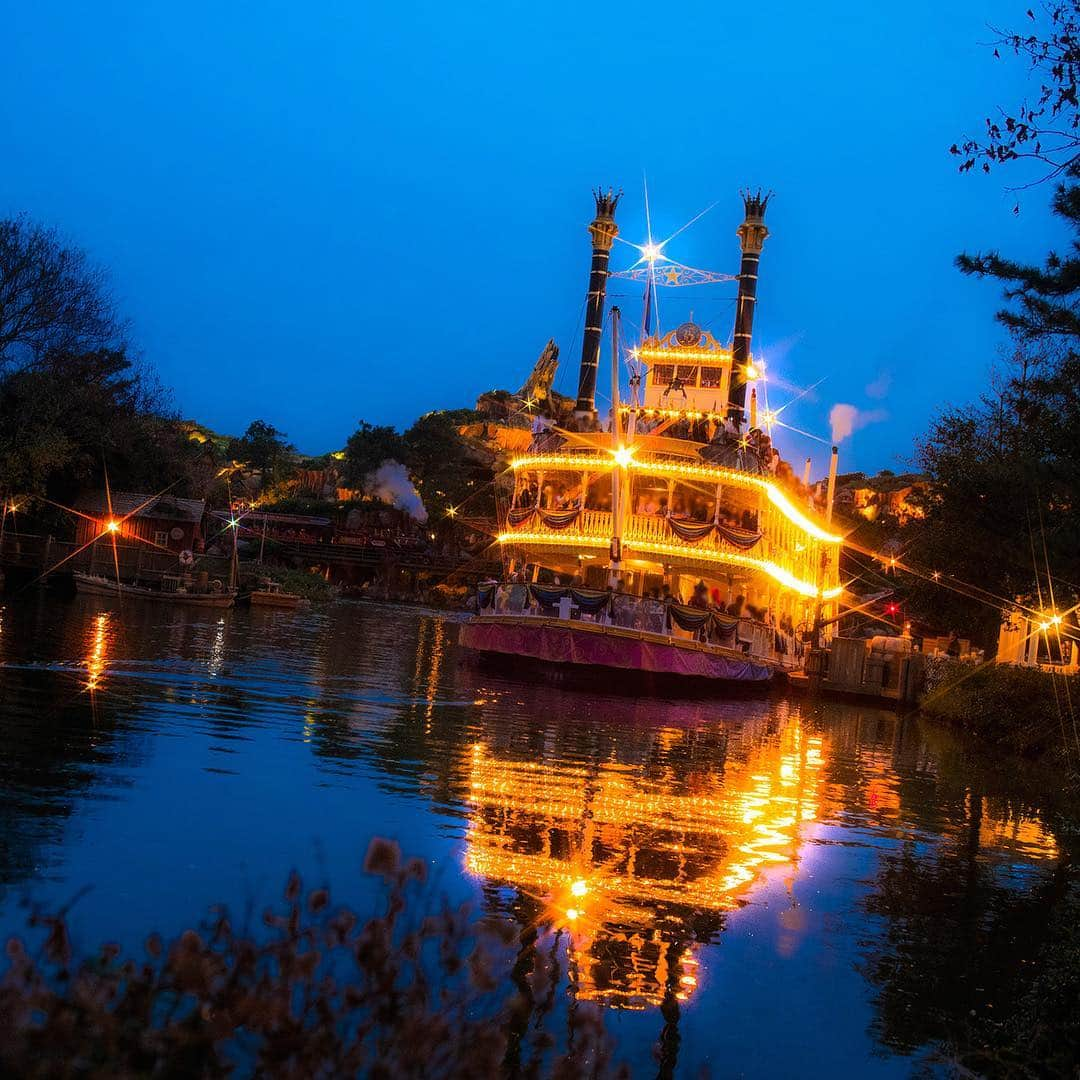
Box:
[952,2,1080,187]
[343,420,405,492]
[226,420,294,480]
[0,217,125,372]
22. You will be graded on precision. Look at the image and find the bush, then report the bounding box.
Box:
[0,840,626,1079]
[921,662,1080,759]
[247,565,337,603]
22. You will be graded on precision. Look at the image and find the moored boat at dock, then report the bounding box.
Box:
[460,189,844,688]
[73,571,237,608]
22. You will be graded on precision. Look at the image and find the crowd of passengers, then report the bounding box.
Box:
[511,479,760,531]
[527,410,822,512]
[488,572,802,657]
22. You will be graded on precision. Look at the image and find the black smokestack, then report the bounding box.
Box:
[729,191,770,422]
[574,188,621,417]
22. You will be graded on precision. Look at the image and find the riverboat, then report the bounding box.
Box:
[459,190,844,687]
[73,571,237,608]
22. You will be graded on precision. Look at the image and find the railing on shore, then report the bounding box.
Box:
[475,581,803,669]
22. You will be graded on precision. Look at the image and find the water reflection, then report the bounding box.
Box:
[465,717,824,1007]
[0,596,1072,1075]
[83,611,111,693]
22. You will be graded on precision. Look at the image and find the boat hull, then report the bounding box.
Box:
[73,572,236,608]
[459,616,773,687]
[248,591,303,609]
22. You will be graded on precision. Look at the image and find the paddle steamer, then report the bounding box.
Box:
[460,191,843,686]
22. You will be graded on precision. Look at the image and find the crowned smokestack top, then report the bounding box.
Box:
[574,188,621,420]
[728,189,771,424]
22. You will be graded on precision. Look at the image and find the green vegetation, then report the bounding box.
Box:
[921,662,1080,762]
[247,564,337,602]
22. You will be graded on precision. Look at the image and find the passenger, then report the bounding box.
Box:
[689,581,710,610]
[726,593,745,618]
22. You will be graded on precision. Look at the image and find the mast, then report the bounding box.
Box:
[728,191,770,424]
[574,188,620,423]
[609,306,625,586]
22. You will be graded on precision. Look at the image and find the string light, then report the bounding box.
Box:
[496,530,842,599]
[508,454,843,544]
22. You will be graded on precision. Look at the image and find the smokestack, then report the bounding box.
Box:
[575,188,621,419]
[826,445,839,522]
[802,457,812,487]
[729,191,770,423]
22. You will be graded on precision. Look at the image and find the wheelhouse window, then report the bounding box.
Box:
[700,365,724,388]
[650,363,675,386]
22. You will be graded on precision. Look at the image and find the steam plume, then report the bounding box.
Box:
[369,460,427,522]
[829,403,887,444]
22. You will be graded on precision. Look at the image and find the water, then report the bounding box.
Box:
[0,593,1071,1076]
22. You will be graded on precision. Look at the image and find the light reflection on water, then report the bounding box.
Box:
[0,593,1067,1075]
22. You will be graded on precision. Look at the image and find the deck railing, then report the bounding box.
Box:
[475,582,803,669]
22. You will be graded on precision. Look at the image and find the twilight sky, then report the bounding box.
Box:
[0,1,1059,475]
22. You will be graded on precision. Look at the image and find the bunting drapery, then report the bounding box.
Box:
[507,506,536,527]
[528,584,567,608]
[668,603,713,632]
[667,517,716,543]
[715,522,763,549]
[537,507,582,529]
[570,587,612,614]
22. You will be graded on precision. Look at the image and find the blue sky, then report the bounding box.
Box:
[0,1,1059,474]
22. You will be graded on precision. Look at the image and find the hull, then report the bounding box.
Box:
[73,572,236,608]
[248,590,303,609]
[459,615,773,686]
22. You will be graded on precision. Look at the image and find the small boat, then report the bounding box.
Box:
[73,571,237,608]
[247,580,304,609]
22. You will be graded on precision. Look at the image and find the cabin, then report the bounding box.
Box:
[73,492,206,553]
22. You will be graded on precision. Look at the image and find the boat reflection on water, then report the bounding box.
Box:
[465,717,824,1009]
[83,611,113,694]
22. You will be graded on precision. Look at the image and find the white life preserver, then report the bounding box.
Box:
[179,549,195,568]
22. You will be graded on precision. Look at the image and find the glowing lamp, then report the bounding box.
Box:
[566,908,579,921]
[744,362,760,380]
[446,506,458,518]
[570,879,588,897]
[612,446,635,468]
[641,241,663,262]
[104,520,121,534]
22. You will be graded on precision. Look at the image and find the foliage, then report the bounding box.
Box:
[902,157,1080,641]
[247,565,337,602]
[962,878,1080,1077]
[0,840,625,1079]
[952,2,1080,186]
[0,348,212,504]
[921,661,1080,760]
[343,420,405,492]
[0,216,125,373]
[226,421,295,481]
[402,409,494,522]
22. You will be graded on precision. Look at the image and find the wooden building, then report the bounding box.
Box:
[73,492,206,553]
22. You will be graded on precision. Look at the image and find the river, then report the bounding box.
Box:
[0,593,1071,1076]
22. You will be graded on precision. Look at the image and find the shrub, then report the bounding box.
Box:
[0,839,626,1078]
[921,662,1080,759]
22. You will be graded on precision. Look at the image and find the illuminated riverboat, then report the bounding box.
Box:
[460,191,843,686]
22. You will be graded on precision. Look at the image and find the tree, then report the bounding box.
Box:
[342,420,405,492]
[952,2,1080,186]
[402,409,494,523]
[0,347,208,505]
[903,166,1080,640]
[226,420,294,480]
[0,217,124,373]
